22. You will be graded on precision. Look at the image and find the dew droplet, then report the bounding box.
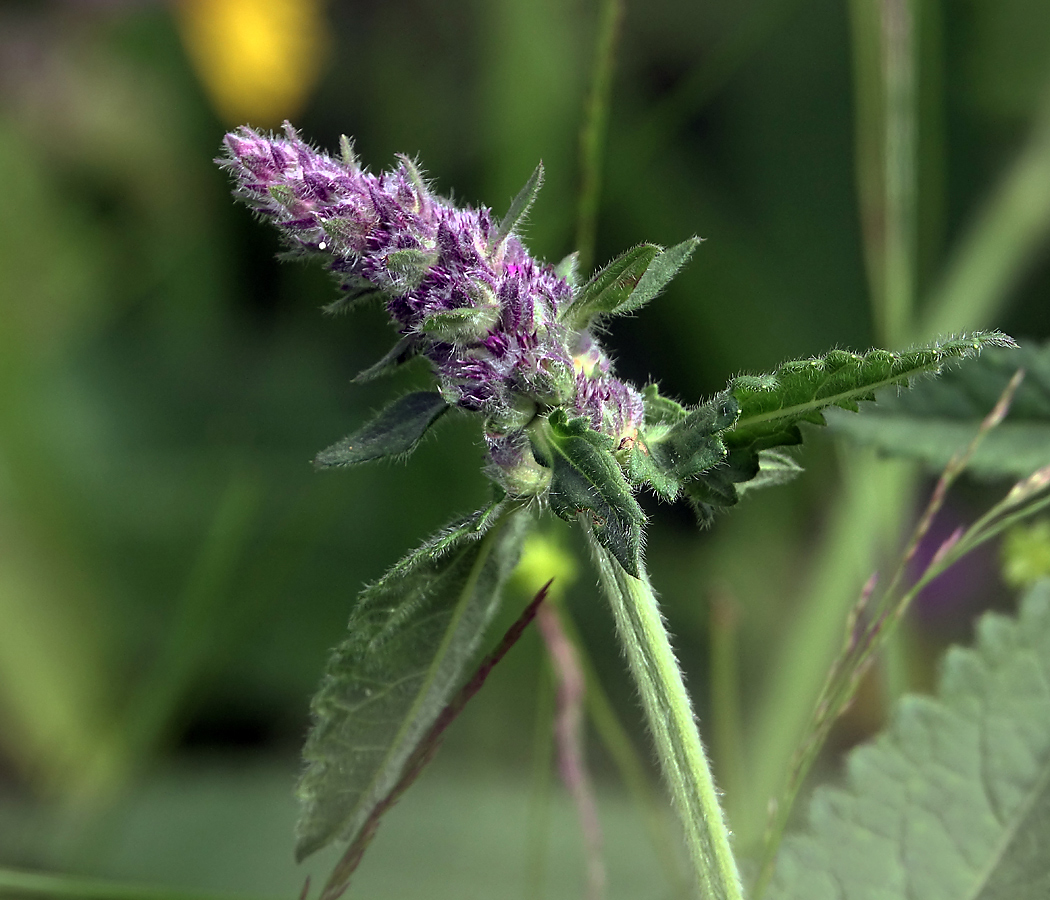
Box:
[318,240,328,250]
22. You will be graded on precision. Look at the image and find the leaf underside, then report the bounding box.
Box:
[294,502,529,860]
[768,579,1050,900]
[827,340,1050,478]
[314,391,449,468]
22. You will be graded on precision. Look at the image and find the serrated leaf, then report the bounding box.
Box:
[295,502,529,860]
[768,579,1050,900]
[558,244,661,330]
[827,341,1050,478]
[495,162,543,246]
[537,410,646,577]
[725,332,1015,454]
[351,333,420,383]
[314,392,449,468]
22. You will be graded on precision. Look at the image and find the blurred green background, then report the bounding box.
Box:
[1,0,1050,898]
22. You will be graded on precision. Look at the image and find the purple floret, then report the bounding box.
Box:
[219,122,645,495]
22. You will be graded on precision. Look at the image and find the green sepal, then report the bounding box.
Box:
[339,134,359,169]
[555,251,580,286]
[559,244,661,330]
[395,153,428,197]
[268,183,299,208]
[534,410,646,577]
[420,305,499,342]
[314,392,450,469]
[494,162,544,247]
[640,383,689,429]
[382,248,439,292]
[294,499,529,860]
[352,333,420,383]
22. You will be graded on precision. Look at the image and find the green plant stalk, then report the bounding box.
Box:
[585,528,744,900]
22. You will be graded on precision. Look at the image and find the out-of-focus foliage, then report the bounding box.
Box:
[1,0,1050,896]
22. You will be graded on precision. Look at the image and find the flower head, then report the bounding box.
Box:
[219,122,644,495]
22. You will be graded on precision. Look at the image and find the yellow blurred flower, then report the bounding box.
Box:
[175,0,329,126]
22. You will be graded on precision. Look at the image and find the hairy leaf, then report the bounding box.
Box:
[295,501,529,860]
[736,449,804,496]
[314,392,449,468]
[537,410,646,577]
[725,333,1015,454]
[827,341,1050,478]
[351,333,421,383]
[620,237,701,316]
[768,579,1050,900]
[495,162,544,245]
[559,244,661,329]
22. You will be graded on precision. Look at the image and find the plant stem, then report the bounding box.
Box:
[585,528,744,900]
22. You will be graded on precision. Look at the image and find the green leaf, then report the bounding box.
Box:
[295,501,529,860]
[494,162,544,246]
[768,579,1050,900]
[559,239,700,330]
[314,392,449,468]
[351,333,420,383]
[725,332,1015,455]
[620,237,701,316]
[827,340,1050,478]
[736,449,804,496]
[536,410,646,577]
[558,244,661,330]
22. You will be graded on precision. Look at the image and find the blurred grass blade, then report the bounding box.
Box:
[0,865,279,900]
[120,472,261,766]
[295,501,529,860]
[921,84,1050,337]
[575,0,624,276]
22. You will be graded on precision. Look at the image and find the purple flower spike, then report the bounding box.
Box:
[219,123,645,495]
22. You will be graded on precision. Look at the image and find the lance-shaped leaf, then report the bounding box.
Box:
[351,333,421,383]
[494,162,544,246]
[559,244,660,330]
[314,391,449,468]
[295,501,529,860]
[535,410,646,577]
[827,340,1050,478]
[769,579,1050,900]
[725,332,1015,455]
[322,276,388,316]
[560,239,700,330]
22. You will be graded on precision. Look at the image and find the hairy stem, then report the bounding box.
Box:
[585,528,743,900]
